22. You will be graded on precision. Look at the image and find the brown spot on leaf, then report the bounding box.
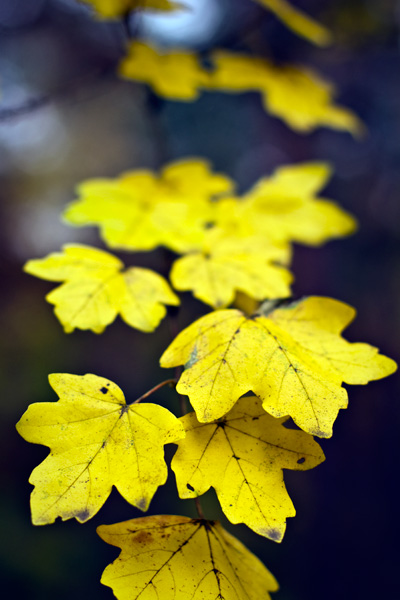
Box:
[135,530,153,545]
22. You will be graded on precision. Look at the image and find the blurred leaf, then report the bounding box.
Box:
[170,229,292,308]
[119,42,362,134]
[253,0,332,46]
[208,51,364,135]
[80,0,187,19]
[119,41,210,100]
[214,162,357,246]
[63,158,233,253]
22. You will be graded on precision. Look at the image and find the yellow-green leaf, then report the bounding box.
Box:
[170,230,292,308]
[16,374,185,525]
[80,0,186,19]
[119,41,210,100]
[172,395,324,542]
[24,245,179,333]
[63,158,232,253]
[98,515,278,600]
[160,297,397,437]
[252,0,332,46]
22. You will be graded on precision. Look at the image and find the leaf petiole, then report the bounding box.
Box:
[132,379,177,404]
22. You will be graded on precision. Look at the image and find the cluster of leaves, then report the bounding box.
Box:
[17,2,397,599]
[119,42,362,135]
[83,0,361,133]
[19,154,396,596]
[25,158,357,325]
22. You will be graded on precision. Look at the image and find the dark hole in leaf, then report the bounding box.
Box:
[297,457,306,464]
[100,387,108,394]
[186,483,194,491]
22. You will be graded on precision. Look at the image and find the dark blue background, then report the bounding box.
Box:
[0,1,399,599]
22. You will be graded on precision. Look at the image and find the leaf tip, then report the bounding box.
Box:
[262,527,284,543]
[136,497,149,512]
[75,508,92,523]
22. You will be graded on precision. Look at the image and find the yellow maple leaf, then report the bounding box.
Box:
[119,41,210,100]
[214,162,357,246]
[80,0,186,19]
[24,245,179,333]
[98,515,279,600]
[208,51,363,135]
[261,62,364,134]
[16,373,185,525]
[63,158,232,253]
[172,395,324,542]
[252,0,332,46]
[170,230,292,308]
[160,297,397,437]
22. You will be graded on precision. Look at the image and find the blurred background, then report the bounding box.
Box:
[1,0,400,598]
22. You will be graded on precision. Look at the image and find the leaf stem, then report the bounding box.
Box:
[194,498,205,519]
[132,379,177,404]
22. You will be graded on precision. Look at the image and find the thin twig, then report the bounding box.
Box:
[194,498,205,519]
[132,378,177,403]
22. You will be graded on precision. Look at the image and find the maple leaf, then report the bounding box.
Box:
[208,51,363,135]
[260,62,364,135]
[160,297,397,437]
[15,374,185,525]
[63,158,232,253]
[119,41,210,100]
[170,230,292,308]
[24,245,179,333]
[214,162,357,246]
[252,0,332,46]
[80,0,186,19]
[172,396,324,542]
[98,515,279,600]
